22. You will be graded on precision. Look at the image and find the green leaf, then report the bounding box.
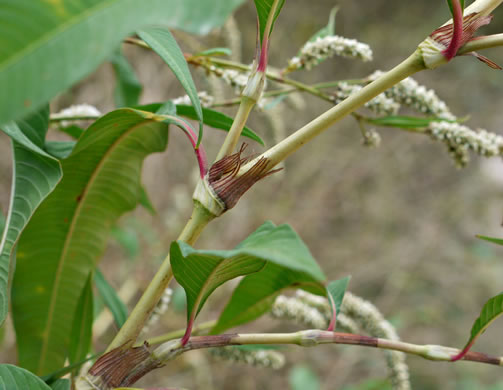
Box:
[137,27,203,144]
[0,109,63,326]
[155,101,177,116]
[50,379,71,390]
[176,105,264,146]
[477,235,503,246]
[174,221,325,337]
[327,276,351,316]
[455,292,503,360]
[195,47,233,57]
[0,211,5,237]
[0,365,52,390]
[68,274,94,366]
[212,262,326,334]
[307,6,338,43]
[326,276,350,330]
[57,125,85,140]
[44,141,76,159]
[366,116,443,129]
[289,364,321,390]
[111,51,143,108]
[12,108,170,375]
[0,0,193,125]
[254,0,286,44]
[94,268,128,327]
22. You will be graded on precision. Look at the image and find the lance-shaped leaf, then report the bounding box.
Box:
[452,292,503,361]
[111,51,143,108]
[477,235,503,246]
[0,108,62,326]
[12,108,170,375]
[366,116,450,129]
[254,0,286,44]
[210,222,325,334]
[173,221,325,342]
[305,6,338,45]
[138,27,203,145]
[326,276,351,331]
[49,379,71,390]
[0,364,52,390]
[95,268,128,327]
[0,0,246,125]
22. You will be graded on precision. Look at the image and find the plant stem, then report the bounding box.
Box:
[240,50,426,173]
[153,330,503,367]
[215,97,256,160]
[105,201,215,352]
[142,320,217,347]
[459,33,503,54]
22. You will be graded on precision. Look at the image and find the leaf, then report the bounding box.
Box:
[176,105,264,146]
[44,141,76,159]
[139,186,157,215]
[94,268,128,327]
[11,108,170,375]
[307,6,338,43]
[155,101,177,116]
[0,0,194,125]
[289,364,321,390]
[0,109,63,326]
[366,116,442,129]
[195,47,233,57]
[174,221,325,339]
[211,262,326,334]
[0,365,52,390]
[50,379,71,390]
[138,27,203,145]
[0,211,5,237]
[452,292,503,361]
[69,273,94,366]
[170,242,266,343]
[477,235,503,246]
[111,51,143,108]
[326,276,351,331]
[254,0,286,44]
[57,125,85,140]
[447,0,465,15]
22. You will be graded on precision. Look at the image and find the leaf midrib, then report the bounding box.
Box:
[0,0,124,73]
[37,118,156,373]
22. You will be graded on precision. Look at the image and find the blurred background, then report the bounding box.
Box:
[1,0,503,388]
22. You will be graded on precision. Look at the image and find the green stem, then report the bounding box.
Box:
[240,50,426,172]
[105,201,215,352]
[215,97,256,160]
[142,320,216,347]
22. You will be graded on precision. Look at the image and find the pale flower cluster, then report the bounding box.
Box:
[271,295,328,329]
[172,91,214,108]
[141,288,173,334]
[211,346,285,370]
[362,129,382,148]
[334,82,400,116]
[207,64,250,94]
[428,121,503,167]
[369,71,455,120]
[52,104,101,126]
[288,35,373,71]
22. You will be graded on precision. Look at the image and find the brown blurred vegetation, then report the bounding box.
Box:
[1,0,503,389]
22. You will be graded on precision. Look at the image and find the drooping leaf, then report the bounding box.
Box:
[326,276,351,331]
[49,379,71,390]
[138,27,203,144]
[171,241,266,343]
[12,108,170,375]
[306,6,338,43]
[289,364,321,390]
[477,235,503,246]
[69,273,94,366]
[366,116,444,129]
[0,108,62,326]
[111,51,143,108]
[195,47,233,57]
[453,292,503,361]
[94,268,128,327]
[211,262,326,334]
[254,0,286,44]
[174,221,325,338]
[0,364,52,390]
[0,0,246,125]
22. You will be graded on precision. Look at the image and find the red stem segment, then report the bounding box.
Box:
[443,0,464,59]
